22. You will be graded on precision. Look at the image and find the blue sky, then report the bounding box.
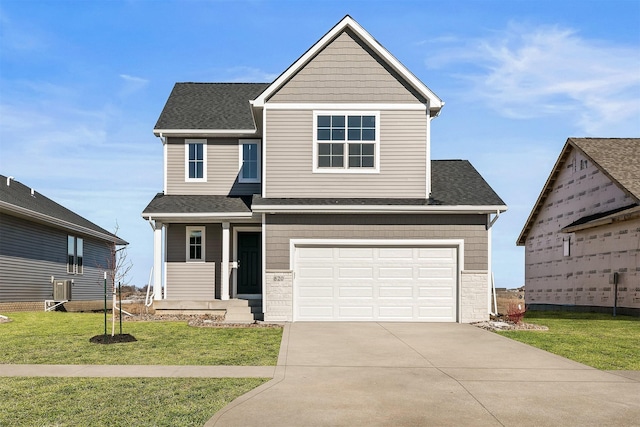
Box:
[1,0,639,289]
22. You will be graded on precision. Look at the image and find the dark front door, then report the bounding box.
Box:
[237,232,262,294]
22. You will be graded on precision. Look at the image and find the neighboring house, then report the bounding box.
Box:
[0,175,128,311]
[142,16,507,323]
[517,138,640,315]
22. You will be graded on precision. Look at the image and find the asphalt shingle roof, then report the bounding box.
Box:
[154,83,270,130]
[143,160,504,215]
[570,138,640,200]
[142,194,253,214]
[0,175,127,244]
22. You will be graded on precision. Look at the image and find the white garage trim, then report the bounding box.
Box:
[290,239,464,322]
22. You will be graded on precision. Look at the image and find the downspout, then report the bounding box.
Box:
[488,210,501,316]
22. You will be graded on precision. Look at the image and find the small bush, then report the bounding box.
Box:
[507,301,526,324]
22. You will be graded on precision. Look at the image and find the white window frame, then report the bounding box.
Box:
[67,235,84,275]
[238,139,261,183]
[186,226,205,262]
[312,111,380,174]
[185,139,207,182]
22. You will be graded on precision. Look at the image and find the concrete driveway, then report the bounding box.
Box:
[207,322,640,427]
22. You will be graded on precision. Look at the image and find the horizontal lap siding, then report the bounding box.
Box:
[166,138,260,196]
[269,30,424,103]
[0,213,113,302]
[265,214,488,271]
[166,224,222,298]
[166,263,215,300]
[265,109,427,198]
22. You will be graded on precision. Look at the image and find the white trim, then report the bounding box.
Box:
[261,214,266,314]
[487,213,492,315]
[162,138,168,194]
[232,226,262,298]
[289,238,464,322]
[312,111,380,174]
[184,139,207,182]
[425,107,431,198]
[252,16,443,110]
[221,223,230,300]
[238,139,262,184]
[185,225,205,262]
[153,222,163,301]
[253,204,508,214]
[155,129,256,136]
[142,212,253,219]
[264,103,427,111]
[262,107,267,198]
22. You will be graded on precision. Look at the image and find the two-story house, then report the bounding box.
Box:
[518,138,640,315]
[142,16,507,323]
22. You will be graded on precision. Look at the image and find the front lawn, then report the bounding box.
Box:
[0,377,267,426]
[497,311,640,370]
[0,312,282,365]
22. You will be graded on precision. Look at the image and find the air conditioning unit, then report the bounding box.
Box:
[53,280,72,301]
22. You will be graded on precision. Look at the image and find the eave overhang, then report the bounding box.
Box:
[141,212,256,224]
[0,201,128,245]
[153,129,258,138]
[560,205,640,233]
[251,204,507,215]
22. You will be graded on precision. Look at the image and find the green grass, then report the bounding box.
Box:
[0,377,267,426]
[497,311,640,370]
[0,312,282,365]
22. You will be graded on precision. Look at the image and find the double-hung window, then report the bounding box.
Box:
[67,236,83,274]
[186,226,205,261]
[239,140,261,183]
[314,112,379,172]
[185,139,207,181]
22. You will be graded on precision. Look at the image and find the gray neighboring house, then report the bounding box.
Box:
[517,138,640,315]
[142,16,507,323]
[0,175,128,311]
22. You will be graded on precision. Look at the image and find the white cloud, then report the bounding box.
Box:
[427,22,640,134]
[119,74,150,97]
[223,66,278,82]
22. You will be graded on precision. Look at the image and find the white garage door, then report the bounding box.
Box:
[293,244,458,322]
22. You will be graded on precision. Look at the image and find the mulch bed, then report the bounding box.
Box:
[472,320,548,332]
[123,313,282,328]
[89,334,138,344]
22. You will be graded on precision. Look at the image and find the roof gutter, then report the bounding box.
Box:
[153,129,257,137]
[251,204,508,214]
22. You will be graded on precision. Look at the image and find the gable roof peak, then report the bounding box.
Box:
[252,16,443,112]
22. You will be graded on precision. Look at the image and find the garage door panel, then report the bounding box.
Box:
[378,267,414,279]
[379,286,413,298]
[338,267,374,279]
[294,245,458,322]
[338,287,373,297]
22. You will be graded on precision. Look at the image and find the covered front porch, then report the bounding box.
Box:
[142,194,264,321]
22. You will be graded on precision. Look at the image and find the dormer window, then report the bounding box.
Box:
[185,139,207,181]
[313,111,380,173]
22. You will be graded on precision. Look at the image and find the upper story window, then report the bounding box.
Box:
[185,139,207,181]
[313,111,379,173]
[186,226,204,261]
[67,236,83,274]
[239,139,261,183]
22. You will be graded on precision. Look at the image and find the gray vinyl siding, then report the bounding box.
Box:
[166,223,222,298]
[265,109,427,198]
[0,213,113,302]
[265,214,488,270]
[165,138,261,196]
[268,30,425,103]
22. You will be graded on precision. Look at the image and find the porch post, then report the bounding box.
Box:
[221,222,230,300]
[153,221,163,300]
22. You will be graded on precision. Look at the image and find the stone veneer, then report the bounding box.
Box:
[265,270,293,322]
[460,271,490,323]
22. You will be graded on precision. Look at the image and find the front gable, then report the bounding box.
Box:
[268,29,425,104]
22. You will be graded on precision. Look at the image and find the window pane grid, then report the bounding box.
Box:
[316,113,377,170]
[242,143,258,180]
[188,143,204,179]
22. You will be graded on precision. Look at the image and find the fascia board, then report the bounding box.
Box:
[263,103,427,111]
[141,212,255,222]
[1,202,128,245]
[153,129,257,137]
[252,204,507,214]
[252,16,443,109]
